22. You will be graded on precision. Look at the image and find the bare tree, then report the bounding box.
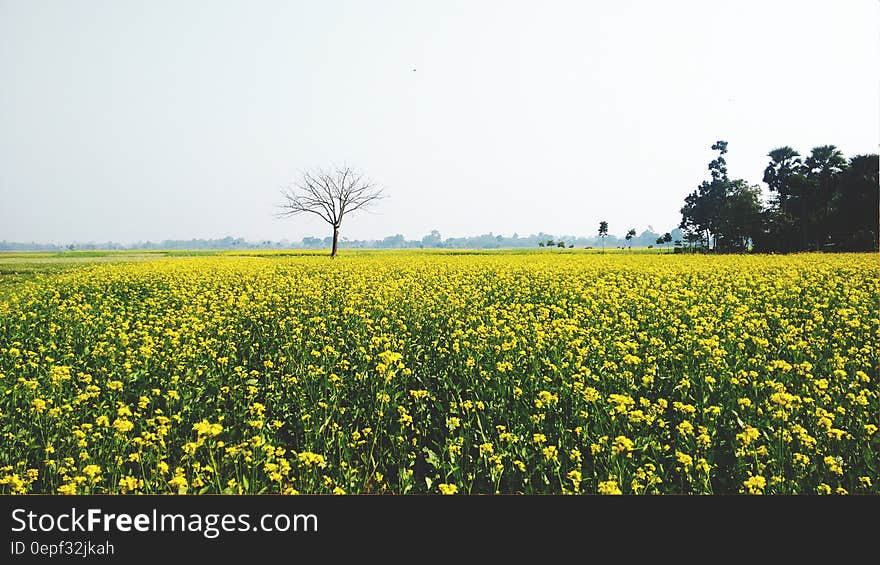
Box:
[277,166,385,258]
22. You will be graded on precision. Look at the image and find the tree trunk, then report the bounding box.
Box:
[800,197,807,251]
[331,226,339,258]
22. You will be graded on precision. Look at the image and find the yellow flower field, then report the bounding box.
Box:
[0,251,877,494]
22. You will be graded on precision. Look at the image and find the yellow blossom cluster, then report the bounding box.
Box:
[0,250,876,494]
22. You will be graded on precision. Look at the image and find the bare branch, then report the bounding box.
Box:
[275,165,386,236]
[276,187,333,224]
[301,169,337,225]
[341,188,385,216]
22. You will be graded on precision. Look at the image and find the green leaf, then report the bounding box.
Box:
[423,447,440,468]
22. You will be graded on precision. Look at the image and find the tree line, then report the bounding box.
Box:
[0,228,683,252]
[680,141,878,253]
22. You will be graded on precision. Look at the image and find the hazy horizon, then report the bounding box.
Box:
[0,226,681,247]
[0,224,684,246]
[2,0,878,245]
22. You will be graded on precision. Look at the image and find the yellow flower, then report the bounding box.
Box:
[612,436,634,457]
[297,452,327,468]
[823,455,844,475]
[192,420,223,437]
[535,390,558,409]
[743,475,766,495]
[736,426,760,446]
[119,475,141,493]
[438,483,458,495]
[695,458,711,474]
[582,387,600,403]
[676,421,694,437]
[82,464,101,478]
[542,445,559,462]
[168,471,188,494]
[57,483,78,495]
[675,451,693,470]
[567,470,582,491]
[112,418,134,434]
[608,394,635,414]
[598,479,622,495]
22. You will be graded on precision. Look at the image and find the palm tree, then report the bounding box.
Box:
[763,146,802,207]
[806,145,847,249]
[625,228,636,249]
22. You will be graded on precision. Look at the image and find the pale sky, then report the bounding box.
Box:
[1,0,877,244]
